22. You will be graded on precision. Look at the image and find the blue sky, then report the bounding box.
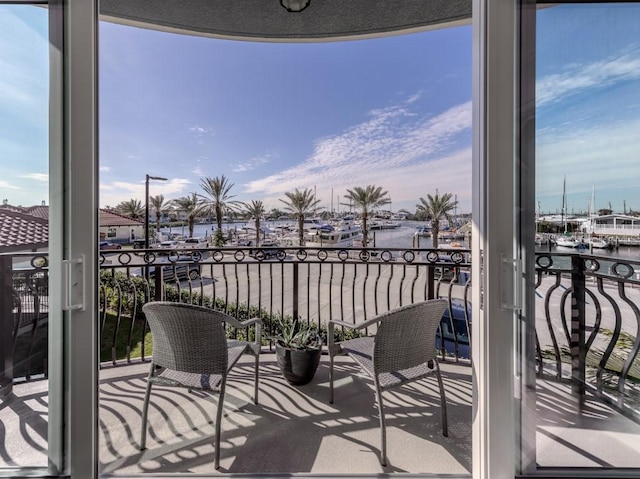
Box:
[536,4,640,215]
[98,21,472,213]
[2,4,640,216]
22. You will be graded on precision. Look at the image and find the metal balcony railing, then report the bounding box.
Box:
[2,247,639,425]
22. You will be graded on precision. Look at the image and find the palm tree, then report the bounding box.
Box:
[172,193,205,238]
[415,192,459,248]
[344,185,391,247]
[243,200,266,246]
[200,175,242,233]
[149,194,169,235]
[280,188,322,246]
[115,199,144,219]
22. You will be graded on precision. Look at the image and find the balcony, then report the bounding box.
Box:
[1,247,640,473]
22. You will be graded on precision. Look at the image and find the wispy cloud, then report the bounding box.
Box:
[187,125,215,137]
[99,178,192,207]
[19,173,48,182]
[0,180,20,190]
[537,49,640,107]
[232,152,275,173]
[245,98,472,210]
[537,117,640,211]
[100,166,111,172]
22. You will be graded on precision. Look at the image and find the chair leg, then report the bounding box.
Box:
[329,354,335,404]
[214,377,227,470]
[435,360,448,437]
[374,380,388,467]
[253,352,259,405]
[140,362,155,450]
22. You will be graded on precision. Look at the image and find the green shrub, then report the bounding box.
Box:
[98,274,363,361]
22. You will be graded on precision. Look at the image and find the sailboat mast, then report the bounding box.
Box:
[562,176,567,234]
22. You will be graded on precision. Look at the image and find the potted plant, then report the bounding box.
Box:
[273,317,323,386]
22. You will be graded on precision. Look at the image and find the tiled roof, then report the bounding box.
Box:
[99,210,144,226]
[23,205,49,219]
[0,204,49,219]
[0,205,143,250]
[0,209,48,252]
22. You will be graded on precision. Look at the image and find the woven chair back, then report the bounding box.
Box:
[373,299,448,374]
[142,302,230,375]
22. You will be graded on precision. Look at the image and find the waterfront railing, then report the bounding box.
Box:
[2,247,639,424]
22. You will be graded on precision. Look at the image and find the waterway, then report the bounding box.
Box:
[161,220,640,261]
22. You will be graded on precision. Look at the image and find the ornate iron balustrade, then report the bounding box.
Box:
[3,247,640,424]
[98,246,472,365]
[0,253,49,394]
[534,251,640,421]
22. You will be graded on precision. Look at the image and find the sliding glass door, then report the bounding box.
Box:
[519,1,640,475]
[0,1,98,477]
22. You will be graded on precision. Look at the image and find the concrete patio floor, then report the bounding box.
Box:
[2,353,640,475]
[99,356,473,475]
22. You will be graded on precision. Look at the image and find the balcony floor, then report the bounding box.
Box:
[2,354,640,474]
[99,356,473,475]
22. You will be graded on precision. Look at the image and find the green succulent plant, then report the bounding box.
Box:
[273,317,322,350]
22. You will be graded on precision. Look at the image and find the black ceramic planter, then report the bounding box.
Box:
[275,341,322,386]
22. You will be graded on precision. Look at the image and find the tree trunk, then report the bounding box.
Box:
[432,220,439,248]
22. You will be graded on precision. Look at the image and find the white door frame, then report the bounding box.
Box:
[60,0,99,477]
[472,0,520,478]
[54,0,530,477]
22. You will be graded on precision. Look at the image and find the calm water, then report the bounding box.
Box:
[161,220,640,261]
[162,220,439,250]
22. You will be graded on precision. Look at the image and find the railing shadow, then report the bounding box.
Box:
[98,359,472,475]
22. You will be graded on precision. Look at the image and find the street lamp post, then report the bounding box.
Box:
[145,174,168,249]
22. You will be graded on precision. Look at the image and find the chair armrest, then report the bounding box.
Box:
[328,317,380,349]
[239,317,262,328]
[240,317,262,350]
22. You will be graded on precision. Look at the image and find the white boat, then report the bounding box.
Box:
[555,235,580,248]
[438,230,466,241]
[414,226,432,237]
[304,220,362,248]
[535,234,548,246]
[303,218,333,234]
[368,219,385,230]
[584,237,611,249]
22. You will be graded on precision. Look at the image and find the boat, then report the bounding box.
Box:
[584,236,612,249]
[303,218,333,234]
[535,234,549,246]
[555,235,580,248]
[414,225,432,237]
[554,177,581,248]
[304,220,363,247]
[438,230,466,241]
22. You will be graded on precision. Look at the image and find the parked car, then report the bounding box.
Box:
[249,241,284,259]
[132,239,147,249]
[158,240,180,253]
[99,241,122,250]
[435,298,471,359]
[182,237,208,249]
[131,256,201,281]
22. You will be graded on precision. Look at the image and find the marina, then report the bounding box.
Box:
[162,220,640,262]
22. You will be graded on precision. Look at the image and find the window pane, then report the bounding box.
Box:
[534,2,640,470]
[0,3,49,469]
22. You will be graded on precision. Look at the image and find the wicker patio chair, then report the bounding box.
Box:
[328,299,449,466]
[140,302,262,469]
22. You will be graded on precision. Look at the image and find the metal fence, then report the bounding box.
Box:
[98,246,472,364]
[534,251,640,421]
[3,246,640,423]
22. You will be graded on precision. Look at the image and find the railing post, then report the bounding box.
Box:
[154,267,163,301]
[293,262,299,321]
[570,254,586,412]
[427,265,436,300]
[0,256,14,397]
